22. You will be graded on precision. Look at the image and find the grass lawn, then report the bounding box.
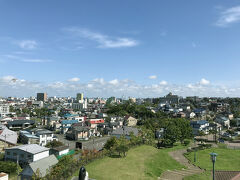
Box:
[74,144,186,180]
[184,147,240,180]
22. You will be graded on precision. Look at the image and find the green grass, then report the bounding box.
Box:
[184,147,240,180]
[75,145,186,180]
[184,171,211,180]
[185,148,240,171]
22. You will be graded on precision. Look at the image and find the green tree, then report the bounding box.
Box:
[104,136,118,156]
[45,140,64,148]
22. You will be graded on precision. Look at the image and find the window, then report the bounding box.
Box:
[21,154,24,158]
[13,153,17,156]
[27,154,32,158]
[7,152,10,155]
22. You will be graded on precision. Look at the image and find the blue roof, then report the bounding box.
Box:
[190,120,208,125]
[61,120,78,125]
[63,113,79,118]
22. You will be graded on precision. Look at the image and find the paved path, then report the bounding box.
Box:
[159,149,204,180]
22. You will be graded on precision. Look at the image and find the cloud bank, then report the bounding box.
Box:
[0,76,239,98]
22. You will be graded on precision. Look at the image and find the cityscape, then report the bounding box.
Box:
[1,0,240,180]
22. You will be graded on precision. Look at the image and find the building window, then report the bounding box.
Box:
[13,153,17,156]
[21,154,24,158]
[7,152,10,155]
[27,154,31,158]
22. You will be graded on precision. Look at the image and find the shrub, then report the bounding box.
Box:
[184,139,191,146]
[0,161,18,174]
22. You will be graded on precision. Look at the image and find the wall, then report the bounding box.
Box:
[33,150,49,161]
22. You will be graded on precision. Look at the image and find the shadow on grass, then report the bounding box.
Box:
[110,154,121,158]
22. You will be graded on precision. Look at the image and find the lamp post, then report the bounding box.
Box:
[210,153,217,180]
[194,137,196,163]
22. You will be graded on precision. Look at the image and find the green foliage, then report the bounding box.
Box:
[184,139,191,146]
[45,140,64,148]
[0,161,18,174]
[104,136,118,155]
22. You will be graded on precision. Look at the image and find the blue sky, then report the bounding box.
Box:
[1,0,240,97]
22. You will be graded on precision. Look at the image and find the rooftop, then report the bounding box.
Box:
[6,144,49,154]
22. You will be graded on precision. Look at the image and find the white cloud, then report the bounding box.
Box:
[63,27,139,48]
[216,6,240,27]
[3,54,52,63]
[149,75,157,79]
[200,78,210,85]
[68,77,80,82]
[17,40,38,49]
[1,76,240,98]
[160,80,168,85]
[21,59,52,63]
[109,79,119,85]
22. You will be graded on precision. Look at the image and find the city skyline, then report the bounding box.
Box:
[1,0,240,97]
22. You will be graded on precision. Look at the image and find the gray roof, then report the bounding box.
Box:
[0,125,18,145]
[112,126,139,136]
[23,155,58,177]
[6,144,49,154]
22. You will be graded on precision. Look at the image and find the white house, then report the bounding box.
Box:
[190,120,210,135]
[0,105,9,118]
[5,144,49,164]
[30,129,57,146]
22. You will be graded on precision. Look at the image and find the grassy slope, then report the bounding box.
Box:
[83,145,185,180]
[184,147,240,180]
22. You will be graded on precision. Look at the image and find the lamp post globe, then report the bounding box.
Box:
[210,153,218,180]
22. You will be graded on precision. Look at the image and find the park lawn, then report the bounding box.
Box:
[184,147,240,180]
[185,148,240,171]
[80,145,185,180]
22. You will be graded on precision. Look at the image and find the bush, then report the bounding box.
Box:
[0,161,18,174]
[184,139,191,146]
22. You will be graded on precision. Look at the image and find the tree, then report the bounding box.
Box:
[104,136,118,156]
[45,140,64,148]
[116,136,129,157]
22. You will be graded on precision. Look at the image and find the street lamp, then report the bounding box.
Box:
[210,152,218,180]
[194,137,196,163]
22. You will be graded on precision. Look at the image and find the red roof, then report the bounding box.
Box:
[89,119,104,124]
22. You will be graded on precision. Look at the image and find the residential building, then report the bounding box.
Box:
[29,129,57,146]
[124,116,138,127]
[50,146,69,157]
[61,120,78,134]
[37,93,47,102]
[72,102,87,110]
[19,131,39,145]
[7,120,35,130]
[5,144,49,164]
[215,116,230,129]
[20,155,58,180]
[66,123,90,140]
[0,105,9,117]
[0,172,8,180]
[190,120,210,135]
[0,125,18,152]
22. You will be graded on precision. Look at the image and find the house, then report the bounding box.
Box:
[5,144,49,165]
[186,112,196,119]
[46,116,59,128]
[0,172,8,180]
[29,129,57,146]
[0,125,18,152]
[190,120,209,135]
[61,120,78,134]
[66,123,90,140]
[215,116,230,129]
[0,105,9,117]
[0,117,13,125]
[19,131,39,145]
[20,155,58,180]
[7,120,35,130]
[124,116,138,127]
[50,146,69,157]
[111,126,139,140]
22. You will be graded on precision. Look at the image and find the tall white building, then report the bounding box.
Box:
[0,105,9,117]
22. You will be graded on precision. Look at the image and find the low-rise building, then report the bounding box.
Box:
[5,144,49,165]
[20,155,58,180]
[190,120,209,135]
[0,125,18,152]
